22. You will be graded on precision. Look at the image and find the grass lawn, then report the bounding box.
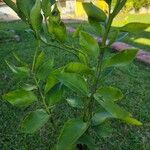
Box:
[0,17,150,150]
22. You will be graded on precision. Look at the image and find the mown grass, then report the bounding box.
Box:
[0,20,150,150]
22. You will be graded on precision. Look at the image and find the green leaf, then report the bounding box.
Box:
[4,0,18,14]
[64,62,93,75]
[124,117,142,126]
[36,58,54,81]
[55,72,89,96]
[82,2,107,22]
[30,0,43,33]
[22,84,37,91]
[103,49,138,69]
[66,97,84,109]
[35,51,46,70]
[20,109,50,133]
[5,60,29,78]
[96,86,123,101]
[119,22,150,33]
[88,18,105,36]
[72,25,83,38]
[108,30,119,45]
[53,22,67,42]
[79,31,99,59]
[94,122,113,138]
[3,90,37,108]
[46,84,64,106]
[45,74,58,93]
[78,134,98,150]
[94,94,130,119]
[56,119,88,150]
[94,93,142,126]
[41,0,51,17]
[91,112,112,126]
[78,53,88,65]
[16,0,36,20]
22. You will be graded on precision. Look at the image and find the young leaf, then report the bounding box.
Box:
[124,117,142,126]
[46,84,64,106]
[20,109,50,133]
[82,2,107,22]
[55,72,89,96]
[119,22,150,33]
[78,134,99,150]
[64,62,93,75]
[3,90,37,108]
[66,97,84,109]
[91,112,113,126]
[78,53,88,65]
[56,119,88,150]
[30,0,43,33]
[96,86,123,101]
[36,58,54,81]
[35,51,46,70]
[103,49,138,69]
[79,31,99,59]
[45,74,58,93]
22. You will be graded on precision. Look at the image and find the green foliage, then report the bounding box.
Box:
[2,0,145,149]
[20,109,50,133]
[3,90,37,108]
[56,119,88,150]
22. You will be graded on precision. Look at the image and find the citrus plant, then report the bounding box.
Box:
[3,0,150,149]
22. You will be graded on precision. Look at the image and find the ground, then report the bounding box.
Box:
[0,14,150,150]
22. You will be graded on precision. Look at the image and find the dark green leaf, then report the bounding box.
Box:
[64,62,93,75]
[46,84,64,106]
[57,119,88,150]
[30,0,43,33]
[103,49,138,69]
[55,72,89,96]
[82,2,107,22]
[66,97,84,109]
[36,58,54,81]
[78,134,98,150]
[3,90,37,108]
[79,31,99,59]
[119,22,150,33]
[96,86,123,101]
[45,74,58,93]
[20,109,50,133]
[91,112,112,126]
